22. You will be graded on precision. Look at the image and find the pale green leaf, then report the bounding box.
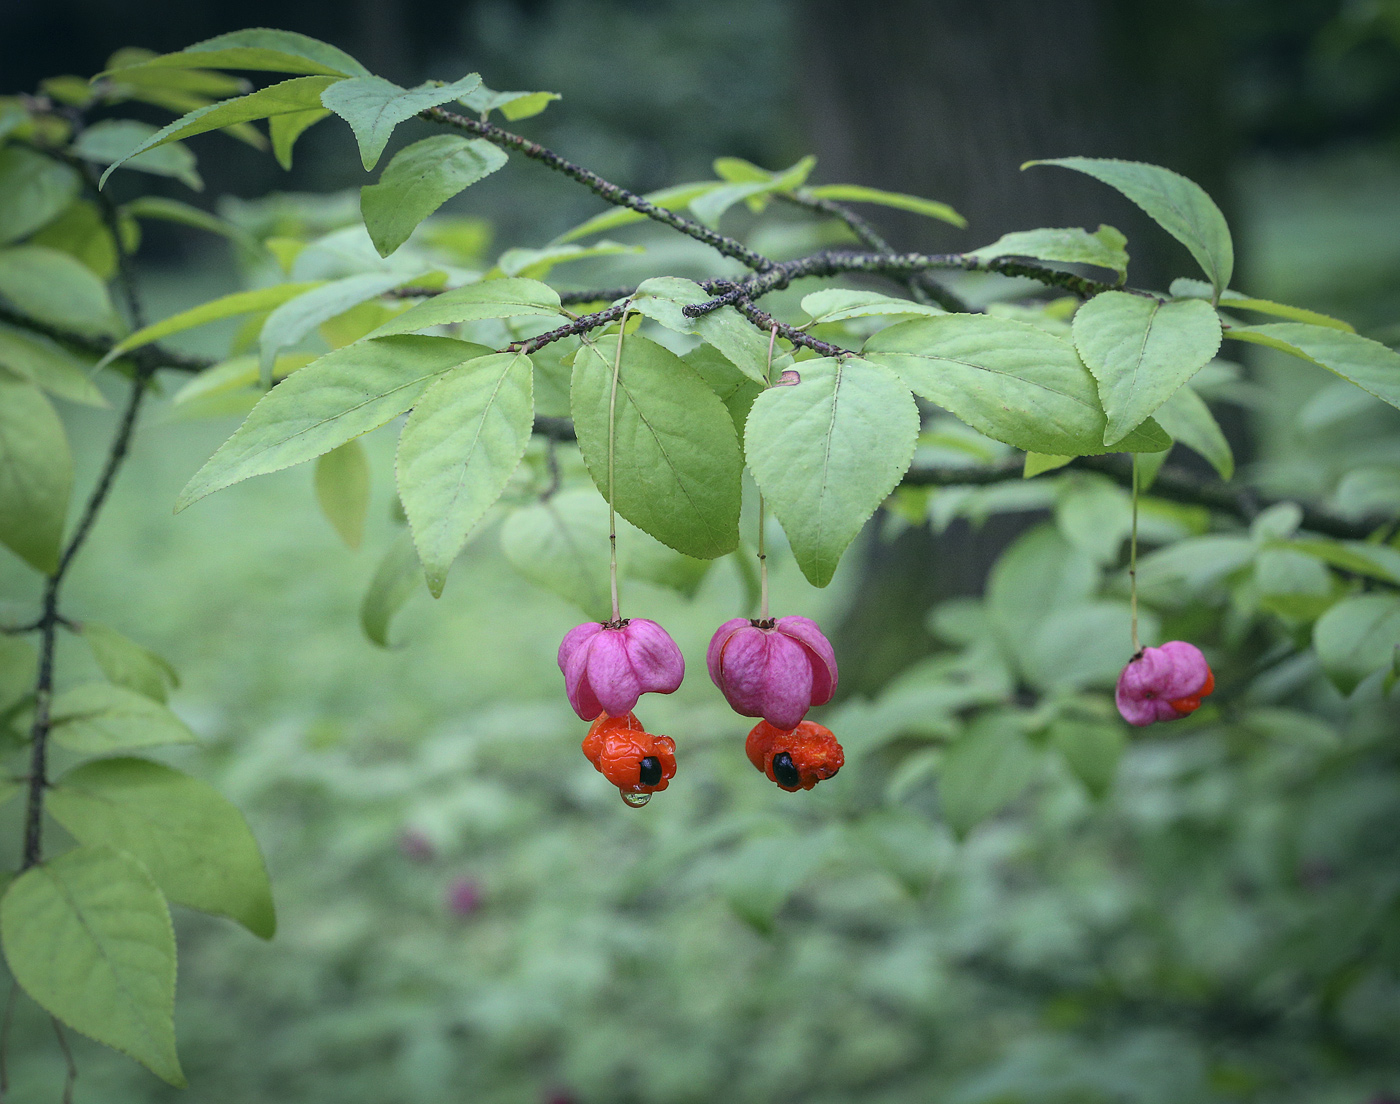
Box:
[121,196,260,252]
[1024,452,1073,477]
[363,276,562,338]
[1072,291,1221,445]
[1151,383,1233,479]
[259,271,421,382]
[49,683,197,753]
[0,147,80,244]
[0,634,37,712]
[492,240,643,280]
[397,352,533,595]
[688,155,816,225]
[863,314,1171,456]
[28,200,120,280]
[362,135,508,257]
[81,623,179,703]
[802,183,966,228]
[1169,278,1355,331]
[744,356,919,587]
[800,288,945,325]
[457,84,561,121]
[0,245,121,336]
[553,181,723,244]
[1,846,183,1085]
[1225,323,1400,412]
[572,333,742,559]
[1278,538,1400,586]
[321,74,482,170]
[177,335,487,510]
[1313,594,1400,695]
[49,758,275,939]
[72,120,202,190]
[361,530,423,647]
[938,714,1039,837]
[1055,475,1132,564]
[269,108,331,170]
[314,438,370,550]
[500,491,612,620]
[1023,601,1149,691]
[0,323,106,406]
[1026,157,1233,295]
[968,225,1129,282]
[104,28,370,78]
[98,77,342,188]
[683,344,763,437]
[632,276,772,382]
[1049,719,1125,798]
[0,375,72,573]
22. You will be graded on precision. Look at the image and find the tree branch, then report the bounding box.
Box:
[0,304,209,375]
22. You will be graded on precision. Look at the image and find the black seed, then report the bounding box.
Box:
[772,752,801,788]
[638,756,662,786]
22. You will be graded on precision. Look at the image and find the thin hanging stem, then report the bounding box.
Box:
[757,323,779,623]
[1130,452,1141,654]
[607,306,631,624]
[52,1018,75,1104]
[0,983,15,1099]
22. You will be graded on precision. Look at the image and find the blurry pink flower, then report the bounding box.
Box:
[557,618,684,721]
[397,828,434,863]
[706,616,838,730]
[446,877,482,917]
[1115,641,1215,726]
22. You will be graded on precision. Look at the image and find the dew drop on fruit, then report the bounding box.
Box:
[621,791,652,808]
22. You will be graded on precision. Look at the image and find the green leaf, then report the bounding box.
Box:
[1169,278,1355,331]
[361,135,508,257]
[99,282,323,368]
[744,356,919,587]
[362,277,563,338]
[269,108,331,170]
[492,240,643,280]
[1278,538,1400,586]
[683,344,763,437]
[987,524,1098,639]
[397,352,533,596]
[553,181,723,244]
[500,491,612,620]
[1224,323,1400,412]
[1024,452,1073,477]
[121,196,260,252]
[1313,594,1400,695]
[1055,475,1132,564]
[178,335,487,510]
[800,288,945,325]
[938,714,1039,838]
[0,323,105,406]
[457,83,561,121]
[0,146,80,244]
[801,183,965,228]
[48,758,275,939]
[1071,291,1221,445]
[0,375,72,573]
[863,315,1171,456]
[0,634,37,712]
[688,155,816,225]
[0,245,121,336]
[103,47,250,95]
[105,28,370,78]
[1049,719,1125,798]
[1,846,183,1086]
[314,438,370,550]
[968,225,1129,283]
[1023,601,1148,691]
[1026,157,1233,296]
[259,271,421,383]
[631,277,772,383]
[1255,547,1333,622]
[49,683,197,753]
[321,74,483,170]
[97,77,343,188]
[360,530,423,647]
[72,120,202,191]
[571,333,742,559]
[81,623,179,703]
[28,200,121,280]
[1151,383,1233,479]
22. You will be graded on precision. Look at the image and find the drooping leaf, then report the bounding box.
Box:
[98,77,343,188]
[321,74,483,170]
[689,155,816,226]
[104,28,370,78]
[0,146,80,244]
[1071,291,1221,445]
[863,314,1171,456]
[1169,278,1354,331]
[1026,157,1233,296]
[1279,539,1400,587]
[744,356,919,587]
[364,277,562,339]
[361,135,508,257]
[361,530,423,647]
[938,714,1039,838]
[49,683,197,753]
[0,245,121,336]
[1313,594,1400,695]
[1,845,184,1086]
[269,108,331,170]
[0,323,105,406]
[121,196,260,252]
[48,758,276,939]
[1151,383,1233,479]
[314,438,370,550]
[397,352,534,595]
[631,277,771,383]
[0,375,72,573]
[800,288,945,325]
[571,333,742,559]
[177,336,488,510]
[81,623,179,703]
[801,183,966,228]
[1224,323,1400,412]
[968,225,1129,283]
[553,181,724,244]
[72,120,202,190]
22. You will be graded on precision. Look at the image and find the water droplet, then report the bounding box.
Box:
[621,791,651,808]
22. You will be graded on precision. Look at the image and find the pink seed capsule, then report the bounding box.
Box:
[706,615,838,730]
[557,618,685,721]
[1115,641,1215,726]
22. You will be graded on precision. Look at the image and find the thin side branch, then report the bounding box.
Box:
[0,304,209,375]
